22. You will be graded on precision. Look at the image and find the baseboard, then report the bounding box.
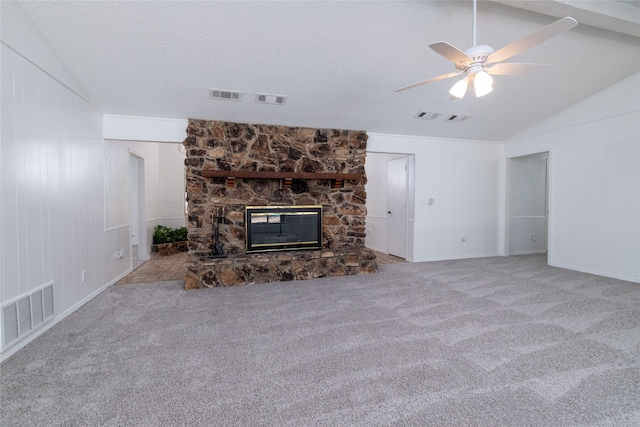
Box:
[411,253,502,263]
[366,245,387,254]
[509,250,547,256]
[0,270,130,364]
[548,261,640,284]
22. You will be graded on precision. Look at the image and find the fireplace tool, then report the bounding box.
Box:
[211,207,227,258]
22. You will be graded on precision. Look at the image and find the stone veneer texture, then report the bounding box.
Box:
[183,120,377,289]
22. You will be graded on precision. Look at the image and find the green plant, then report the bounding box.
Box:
[153,225,188,244]
[153,225,172,244]
[173,226,188,242]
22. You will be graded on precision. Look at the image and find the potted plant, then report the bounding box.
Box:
[152,225,188,255]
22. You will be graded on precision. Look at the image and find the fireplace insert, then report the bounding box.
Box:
[245,205,322,253]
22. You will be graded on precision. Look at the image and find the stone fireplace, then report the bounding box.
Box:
[183,120,377,289]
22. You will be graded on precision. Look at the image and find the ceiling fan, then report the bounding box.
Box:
[395,0,578,98]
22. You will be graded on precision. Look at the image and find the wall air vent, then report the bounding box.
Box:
[255,93,287,105]
[415,111,441,120]
[1,282,54,352]
[445,114,469,122]
[209,88,243,101]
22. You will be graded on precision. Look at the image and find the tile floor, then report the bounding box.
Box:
[116,251,189,285]
[116,249,404,285]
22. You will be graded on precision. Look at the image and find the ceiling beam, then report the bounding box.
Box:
[489,0,640,37]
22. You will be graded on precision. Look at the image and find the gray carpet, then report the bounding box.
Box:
[2,255,639,426]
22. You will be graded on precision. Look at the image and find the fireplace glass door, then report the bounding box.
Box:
[245,205,322,253]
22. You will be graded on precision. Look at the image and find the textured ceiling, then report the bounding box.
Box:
[17,1,640,141]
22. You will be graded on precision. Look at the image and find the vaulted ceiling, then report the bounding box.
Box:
[17,0,640,141]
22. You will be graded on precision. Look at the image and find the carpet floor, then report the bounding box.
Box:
[1,254,639,426]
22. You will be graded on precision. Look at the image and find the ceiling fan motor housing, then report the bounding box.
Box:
[458,44,495,71]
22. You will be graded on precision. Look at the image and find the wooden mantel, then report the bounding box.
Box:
[201,170,362,180]
[201,170,362,189]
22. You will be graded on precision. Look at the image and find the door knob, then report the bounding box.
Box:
[387,211,392,214]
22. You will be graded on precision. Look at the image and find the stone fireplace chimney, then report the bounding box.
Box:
[183,120,377,289]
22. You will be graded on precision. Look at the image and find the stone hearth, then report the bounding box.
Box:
[183,120,377,289]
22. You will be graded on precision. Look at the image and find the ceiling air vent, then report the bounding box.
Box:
[445,114,469,122]
[415,111,440,120]
[209,88,243,101]
[255,93,287,105]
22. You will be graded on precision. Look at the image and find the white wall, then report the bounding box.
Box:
[103,115,187,143]
[367,134,502,262]
[504,73,640,283]
[158,143,187,229]
[1,1,130,359]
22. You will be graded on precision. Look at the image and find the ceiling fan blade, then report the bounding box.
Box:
[395,71,463,92]
[487,17,577,64]
[486,63,554,76]
[429,42,472,68]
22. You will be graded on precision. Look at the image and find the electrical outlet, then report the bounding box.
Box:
[82,269,87,282]
[532,234,537,242]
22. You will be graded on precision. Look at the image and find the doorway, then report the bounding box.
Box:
[387,156,408,258]
[129,153,148,269]
[507,152,549,256]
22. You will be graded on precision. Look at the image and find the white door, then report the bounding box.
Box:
[387,157,408,258]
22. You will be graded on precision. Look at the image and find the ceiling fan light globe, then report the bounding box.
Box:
[474,71,494,97]
[475,84,493,97]
[449,77,469,99]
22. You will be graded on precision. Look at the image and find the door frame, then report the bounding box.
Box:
[366,151,415,261]
[129,151,149,263]
[387,156,408,259]
[505,150,552,258]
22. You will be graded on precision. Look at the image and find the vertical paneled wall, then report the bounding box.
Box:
[1,2,130,357]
